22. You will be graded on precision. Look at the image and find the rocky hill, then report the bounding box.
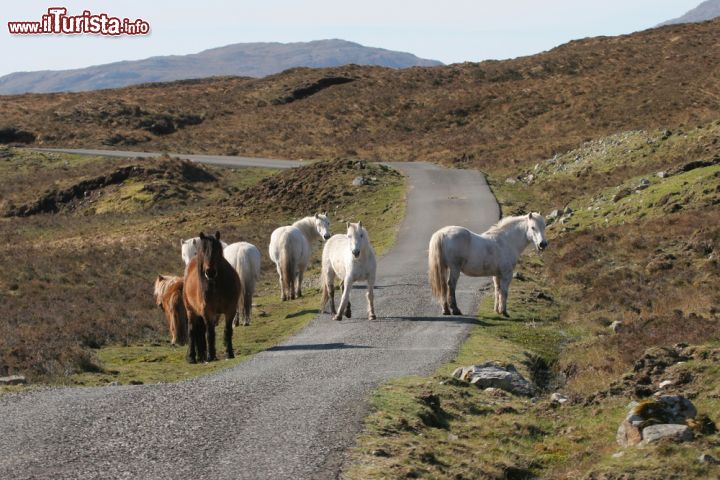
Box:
[658,0,720,26]
[0,39,442,95]
[2,20,719,173]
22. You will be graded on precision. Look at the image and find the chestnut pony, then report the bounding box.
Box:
[183,231,241,363]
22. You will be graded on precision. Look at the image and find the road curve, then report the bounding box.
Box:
[0,154,499,480]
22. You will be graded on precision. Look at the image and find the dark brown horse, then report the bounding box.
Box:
[183,231,241,363]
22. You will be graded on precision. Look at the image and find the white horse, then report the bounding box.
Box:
[181,237,228,266]
[320,222,377,321]
[268,213,331,301]
[223,242,262,326]
[428,213,548,317]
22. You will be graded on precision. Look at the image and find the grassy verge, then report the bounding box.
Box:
[1,149,406,388]
[345,123,720,479]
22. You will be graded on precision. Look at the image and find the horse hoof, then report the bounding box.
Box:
[332,315,343,321]
[369,314,377,320]
[186,357,197,364]
[442,310,451,316]
[502,311,510,318]
[243,321,250,327]
[226,352,235,360]
[452,310,463,316]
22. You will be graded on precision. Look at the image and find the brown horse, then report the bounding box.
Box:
[153,275,188,346]
[183,231,241,363]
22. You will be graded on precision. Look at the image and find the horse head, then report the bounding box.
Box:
[197,231,224,281]
[346,221,365,258]
[314,212,332,240]
[526,213,548,252]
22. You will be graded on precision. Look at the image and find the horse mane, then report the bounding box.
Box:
[154,275,181,305]
[484,215,527,237]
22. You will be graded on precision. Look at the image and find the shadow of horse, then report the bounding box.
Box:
[267,342,372,352]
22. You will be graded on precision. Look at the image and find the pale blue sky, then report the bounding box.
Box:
[0,1,702,76]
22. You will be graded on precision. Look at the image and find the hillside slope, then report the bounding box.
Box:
[659,0,720,26]
[2,21,718,171]
[0,39,442,95]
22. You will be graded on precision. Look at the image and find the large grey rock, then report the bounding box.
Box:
[641,424,693,445]
[452,362,535,396]
[616,395,697,447]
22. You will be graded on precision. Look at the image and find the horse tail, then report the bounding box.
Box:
[280,242,295,297]
[168,281,188,345]
[239,253,258,323]
[428,230,448,304]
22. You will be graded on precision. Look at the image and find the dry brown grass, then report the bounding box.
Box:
[1,21,719,173]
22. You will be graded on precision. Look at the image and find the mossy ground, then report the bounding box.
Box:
[345,124,720,479]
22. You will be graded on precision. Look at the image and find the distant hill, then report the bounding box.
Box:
[3,20,719,173]
[0,39,442,95]
[658,0,720,26]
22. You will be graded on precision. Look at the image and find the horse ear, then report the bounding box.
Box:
[199,232,206,240]
[358,221,363,230]
[528,213,534,219]
[315,213,320,219]
[346,221,350,230]
[157,274,163,282]
[323,211,328,217]
[215,231,221,241]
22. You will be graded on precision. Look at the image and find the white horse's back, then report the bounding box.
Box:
[268,214,331,301]
[181,237,228,265]
[429,214,548,316]
[224,241,261,326]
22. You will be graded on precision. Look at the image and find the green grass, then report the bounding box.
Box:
[9,156,407,388]
[68,292,319,386]
[344,122,720,479]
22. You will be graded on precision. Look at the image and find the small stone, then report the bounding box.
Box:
[550,393,569,405]
[641,424,693,444]
[636,178,651,190]
[609,321,623,333]
[0,375,27,385]
[448,433,459,441]
[372,449,390,457]
[612,451,625,459]
[563,206,573,215]
[657,171,669,179]
[659,380,673,389]
[109,381,120,386]
[613,188,632,202]
[352,176,368,186]
[699,453,720,464]
[505,177,517,185]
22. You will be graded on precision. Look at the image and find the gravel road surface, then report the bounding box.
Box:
[1,154,498,480]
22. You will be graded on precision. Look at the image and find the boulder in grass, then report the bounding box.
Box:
[452,362,534,397]
[616,395,697,447]
[641,424,693,445]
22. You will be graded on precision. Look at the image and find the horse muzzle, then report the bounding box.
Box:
[352,249,360,258]
[538,240,548,251]
[323,234,332,240]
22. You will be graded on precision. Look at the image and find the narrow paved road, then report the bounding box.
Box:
[1,152,499,480]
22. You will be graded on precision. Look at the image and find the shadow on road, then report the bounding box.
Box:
[267,342,373,352]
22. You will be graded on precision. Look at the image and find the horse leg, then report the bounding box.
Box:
[500,275,512,317]
[448,267,462,316]
[296,269,304,298]
[195,319,207,363]
[367,277,376,320]
[224,313,235,359]
[186,314,199,364]
[493,276,501,315]
[334,277,352,321]
[329,282,336,315]
[206,317,217,362]
[277,265,287,301]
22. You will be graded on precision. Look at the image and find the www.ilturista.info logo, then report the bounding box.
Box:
[8,7,150,35]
